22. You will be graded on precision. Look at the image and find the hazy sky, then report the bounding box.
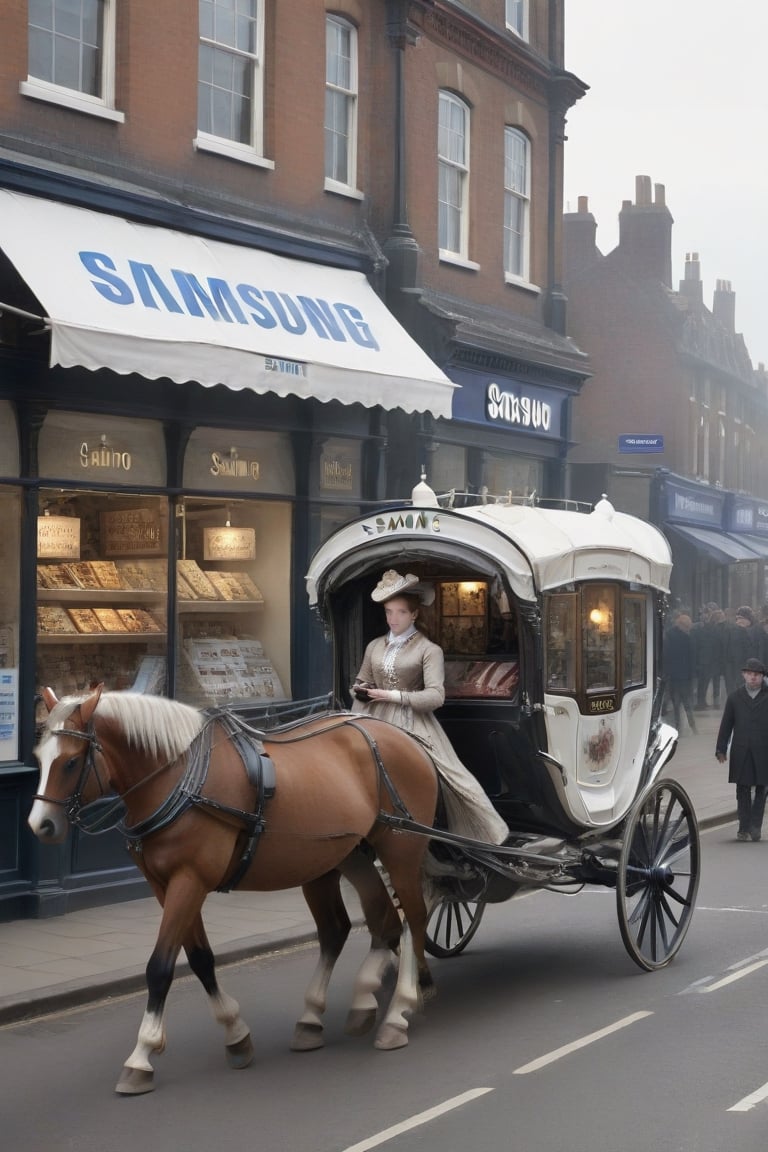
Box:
[563,1,768,367]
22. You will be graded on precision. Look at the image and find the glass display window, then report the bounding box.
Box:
[35,489,169,719]
[175,497,292,707]
[431,579,519,700]
[0,401,20,477]
[429,443,467,497]
[483,451,542,499]
[0,486,21,762]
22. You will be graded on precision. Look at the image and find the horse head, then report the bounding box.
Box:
[28,684,107,843]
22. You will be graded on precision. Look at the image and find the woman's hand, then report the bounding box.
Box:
[365,687,397,703]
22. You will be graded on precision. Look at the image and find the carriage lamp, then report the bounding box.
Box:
[37,508,81,559]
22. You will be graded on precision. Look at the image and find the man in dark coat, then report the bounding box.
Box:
[716,657,768,841]
[663,613,697,735]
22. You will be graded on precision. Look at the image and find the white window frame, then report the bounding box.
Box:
[505,0,529,40]
[20,0,124,123]
[324,15,360,197]
[504,126,535,287]
[195,0,273,169]
[438,91,475,265]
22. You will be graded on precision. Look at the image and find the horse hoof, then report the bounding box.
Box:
[345,1008,377,1037]
[226,1034,254,1069]
[290,1022,325,1052]
[374,1024,409,1051]
[115,1066,155,1095]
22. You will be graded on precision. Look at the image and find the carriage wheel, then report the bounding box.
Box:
[425,894,486,958]
[616,777,700,972]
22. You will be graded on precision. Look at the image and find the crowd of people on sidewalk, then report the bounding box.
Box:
[663,601,768,842]
[663,601,768,727]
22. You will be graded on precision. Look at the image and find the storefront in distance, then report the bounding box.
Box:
[0,186,455,920]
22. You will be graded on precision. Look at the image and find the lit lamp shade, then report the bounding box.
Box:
[203,525,256,562]
[37,515,81,559]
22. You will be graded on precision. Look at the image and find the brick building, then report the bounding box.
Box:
[0,2,587,918]
[563,175,768,612]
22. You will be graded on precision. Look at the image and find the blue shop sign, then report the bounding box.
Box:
[618,434,664,453]
[663,477,724,527]
[449,367,563,439]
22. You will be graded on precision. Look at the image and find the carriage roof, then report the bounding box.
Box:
[306,495,672,606]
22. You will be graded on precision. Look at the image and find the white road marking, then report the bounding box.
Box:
[340,1088,493,1152]
[728,1081,768,1113]
[699,958,768,992]
[513,1011,653,1075]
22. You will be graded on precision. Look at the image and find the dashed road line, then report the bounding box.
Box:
[340,1088,493,1152]
[513,1011,653,1074]
[728,1081,768,1113]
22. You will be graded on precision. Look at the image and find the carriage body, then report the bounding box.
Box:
[308,489,700,971]
[307,492,677,839]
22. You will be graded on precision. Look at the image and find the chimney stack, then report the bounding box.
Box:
[563,195,599,279]
[678,252,703,305]
[617,175,674,286]
[713,279,736,332]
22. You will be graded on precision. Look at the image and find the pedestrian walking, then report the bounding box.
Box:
[663,613,697,735]
[715,657,768,842]
[693,603,725,710]
[725,606,762,691]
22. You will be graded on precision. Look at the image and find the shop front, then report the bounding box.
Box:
[652,472,762,612]
[0,186,454,919]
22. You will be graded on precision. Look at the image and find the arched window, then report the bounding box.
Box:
[504,127,530,281]
[438,92,470,257]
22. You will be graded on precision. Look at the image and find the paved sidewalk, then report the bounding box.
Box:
[0,708,735,1026]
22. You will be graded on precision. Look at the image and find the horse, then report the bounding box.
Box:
[28,686,440,1095]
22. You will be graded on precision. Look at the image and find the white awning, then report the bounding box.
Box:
[0,190,456,417]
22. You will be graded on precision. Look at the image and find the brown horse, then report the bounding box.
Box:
[28,686,439,1095]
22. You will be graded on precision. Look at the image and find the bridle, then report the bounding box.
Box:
[33,720,114,831]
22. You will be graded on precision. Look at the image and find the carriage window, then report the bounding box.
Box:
[622,594,646,689]
[583,585,617,694]
[545,593,576,692]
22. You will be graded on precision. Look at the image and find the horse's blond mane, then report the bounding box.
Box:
[55,692,205,761]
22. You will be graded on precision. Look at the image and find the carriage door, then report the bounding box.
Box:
[544,585,652,824]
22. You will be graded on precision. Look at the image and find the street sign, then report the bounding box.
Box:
[618,435,664,453]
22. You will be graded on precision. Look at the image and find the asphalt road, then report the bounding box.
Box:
[2,819,767,1152]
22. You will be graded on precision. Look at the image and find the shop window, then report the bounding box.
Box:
[483,451,542,499]
[175,497,292,707]
[36,489,170,716]
[0,487,21,763]
[430,443,467,497]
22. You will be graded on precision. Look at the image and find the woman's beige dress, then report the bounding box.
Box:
[352,631,508,845]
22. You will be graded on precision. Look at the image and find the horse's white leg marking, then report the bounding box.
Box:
[296,955,335,1029]
[123,1007,167,1073]
[345,945,392,1037]
[209,988,250,1047]
[375,924,418,1050]
[291,955,336,1051]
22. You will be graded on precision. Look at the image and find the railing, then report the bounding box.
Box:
[228,692,335,730]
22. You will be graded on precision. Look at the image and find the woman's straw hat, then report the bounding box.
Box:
[370,569,435,605]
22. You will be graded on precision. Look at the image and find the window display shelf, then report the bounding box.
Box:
[38,589,165,604]
[178,600,264,614]
[38,633,167,645]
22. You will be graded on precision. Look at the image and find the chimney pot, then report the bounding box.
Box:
[635,175,652,206]
[577,195,589,213]
[654,183,666,207]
